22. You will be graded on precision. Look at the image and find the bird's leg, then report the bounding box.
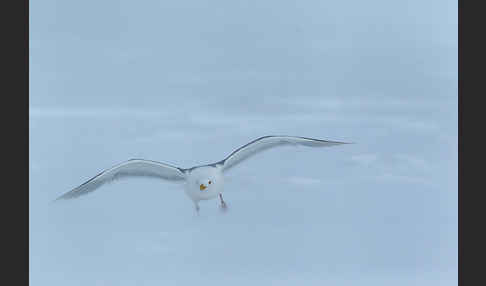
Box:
[194,202,200,215]
[219,193,227,212]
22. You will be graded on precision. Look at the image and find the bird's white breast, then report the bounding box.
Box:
[183,165,224,202]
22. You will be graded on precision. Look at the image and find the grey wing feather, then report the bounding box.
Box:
[217,135,351,172]
[54,159,186,201]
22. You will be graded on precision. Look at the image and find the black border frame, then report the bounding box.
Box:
[3,0,29,284]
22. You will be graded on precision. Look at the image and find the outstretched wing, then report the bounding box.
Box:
[54,159,186,201]
[216,135,351,172]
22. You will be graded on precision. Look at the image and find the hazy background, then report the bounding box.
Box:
[29,0,457,285]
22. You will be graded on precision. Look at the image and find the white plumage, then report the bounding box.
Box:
[55,135,351,212]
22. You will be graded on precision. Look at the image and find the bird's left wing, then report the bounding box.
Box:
[54,159,186,201]
[215,135,351,173]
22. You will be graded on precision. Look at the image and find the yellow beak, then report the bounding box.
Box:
[200,184,207,191]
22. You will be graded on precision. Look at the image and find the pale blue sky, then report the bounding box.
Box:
[30,0,457,285]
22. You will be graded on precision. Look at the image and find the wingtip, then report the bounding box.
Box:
[331,141,354,145]
[50,196,64,204]
[51,191,74,204]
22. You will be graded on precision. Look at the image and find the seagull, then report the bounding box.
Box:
[54,135,351,213]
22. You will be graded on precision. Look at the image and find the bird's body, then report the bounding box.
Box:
[184,165,224,203]
[55,136,351,212]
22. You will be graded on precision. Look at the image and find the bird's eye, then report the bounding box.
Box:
[208,180,212,184]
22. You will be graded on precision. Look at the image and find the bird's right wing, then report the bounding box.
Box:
[216,135,351,173]
[54,159,186,201]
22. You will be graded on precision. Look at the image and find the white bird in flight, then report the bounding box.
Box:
[55,135,351,213]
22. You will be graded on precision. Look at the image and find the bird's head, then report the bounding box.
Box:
[189,166,223,193]
[187,166,223,194]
